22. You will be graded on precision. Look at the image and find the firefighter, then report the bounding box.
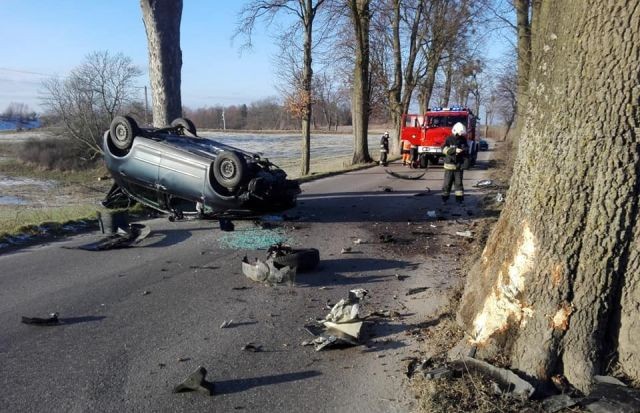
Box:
[401,138,412,166]
[441,122,468,205]
[379,131,389,166]
[409,142,419,168]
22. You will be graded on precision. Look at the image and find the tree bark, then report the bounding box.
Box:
[350,0,372,164]
[457,0,640,392]
[300,0,315,176]
[140,0,183,127]
[514,0,532,136]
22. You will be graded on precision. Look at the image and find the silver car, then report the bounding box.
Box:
[102,116,300,219]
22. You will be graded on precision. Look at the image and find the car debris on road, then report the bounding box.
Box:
[65,223,151,251]
[384,169,426,180]
[173,366,214,396]
[21,312,60,326]
[302,289,369,351]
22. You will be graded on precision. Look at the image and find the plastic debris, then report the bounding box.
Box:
[173,366,214,395]
[21,312,59,326]
[542,394,578,412]
[496,193,504,203]
[353,238,364,245]
[474,179,494,187]
[455,230,473,238]
[424,366,454,380]
[220,320,233,329]
[324,289,368,323]
[452,357,535,398]
[340,247,352,254]
[385,169,425,180]
[66,224,151,251]
[406,287,429,296]
[241,256,296,284]
[241,343,262,352]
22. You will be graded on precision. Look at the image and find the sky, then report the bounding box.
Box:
[0,0,513,115]
[0,0,283,112]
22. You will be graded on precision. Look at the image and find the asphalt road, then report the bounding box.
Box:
[0,150,494,412]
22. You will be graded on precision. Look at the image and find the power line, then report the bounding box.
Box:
[0,67,58,77]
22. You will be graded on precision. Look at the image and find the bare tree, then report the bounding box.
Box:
[237,0,326,176]
[140,0,183,127]
[348,0,372,164]
[457,0,640,392]
[41,51,142,156]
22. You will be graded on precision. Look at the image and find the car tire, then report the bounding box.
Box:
[213,151,246,189]
[429,157,440,166]
[419,155,428,169]
[171,117,197,136]
[110,116,139,151]
[272,248,320,272]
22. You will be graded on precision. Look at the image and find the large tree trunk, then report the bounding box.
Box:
[140,0,183,127]
[300,0,314,176]
[387,0,403,156]
[442,55,453,107]
[350,0,372,164]
[514,0,533,135]
[457,0,640,392]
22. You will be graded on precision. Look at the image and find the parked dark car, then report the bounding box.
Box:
[479,139,489,151]
[102,116,300,219]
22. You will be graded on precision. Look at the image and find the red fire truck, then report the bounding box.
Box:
[400,106,478,168]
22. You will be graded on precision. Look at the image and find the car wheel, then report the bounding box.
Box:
[419,155,428,169]
[429,157,440,166]
[272,248,320,272]
[110,116,139,151]
[213,151,246,189]
[171,117,197,136]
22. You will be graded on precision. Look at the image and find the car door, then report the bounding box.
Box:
[118,140,161,208]
[157,145,207,203]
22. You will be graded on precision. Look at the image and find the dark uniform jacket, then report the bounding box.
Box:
[380,136,389,152]
[441,134,468,170]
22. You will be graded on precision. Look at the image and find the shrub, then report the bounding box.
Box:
[17,137,99,171]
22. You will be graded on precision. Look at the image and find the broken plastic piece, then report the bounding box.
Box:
[406,287,428,296]
[220,320,233,329]
[173,366,214,395]
[21,312,59,326]
[455,230,473,238]
[474,179,494,187]
[323,321,363,340]
[384,169,425,180]
[496,193,504,203]
[324,289,368,323]
[242,343,262,352]
[541,394,577,413]
[340,247,352,254]
[453,357,535,398]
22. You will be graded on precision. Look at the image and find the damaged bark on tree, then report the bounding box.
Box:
[457,1,640,392]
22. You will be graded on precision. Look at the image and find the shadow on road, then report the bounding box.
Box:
[297,257,418,288]
[214,370,322,395]
[60,315,106,325]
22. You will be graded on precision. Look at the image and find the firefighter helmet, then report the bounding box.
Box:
[384,131,389,137]
[452,122,466,136]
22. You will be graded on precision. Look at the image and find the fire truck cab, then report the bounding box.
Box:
[401,106,478,168]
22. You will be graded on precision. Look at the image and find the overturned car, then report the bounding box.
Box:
[102,116,300,219]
